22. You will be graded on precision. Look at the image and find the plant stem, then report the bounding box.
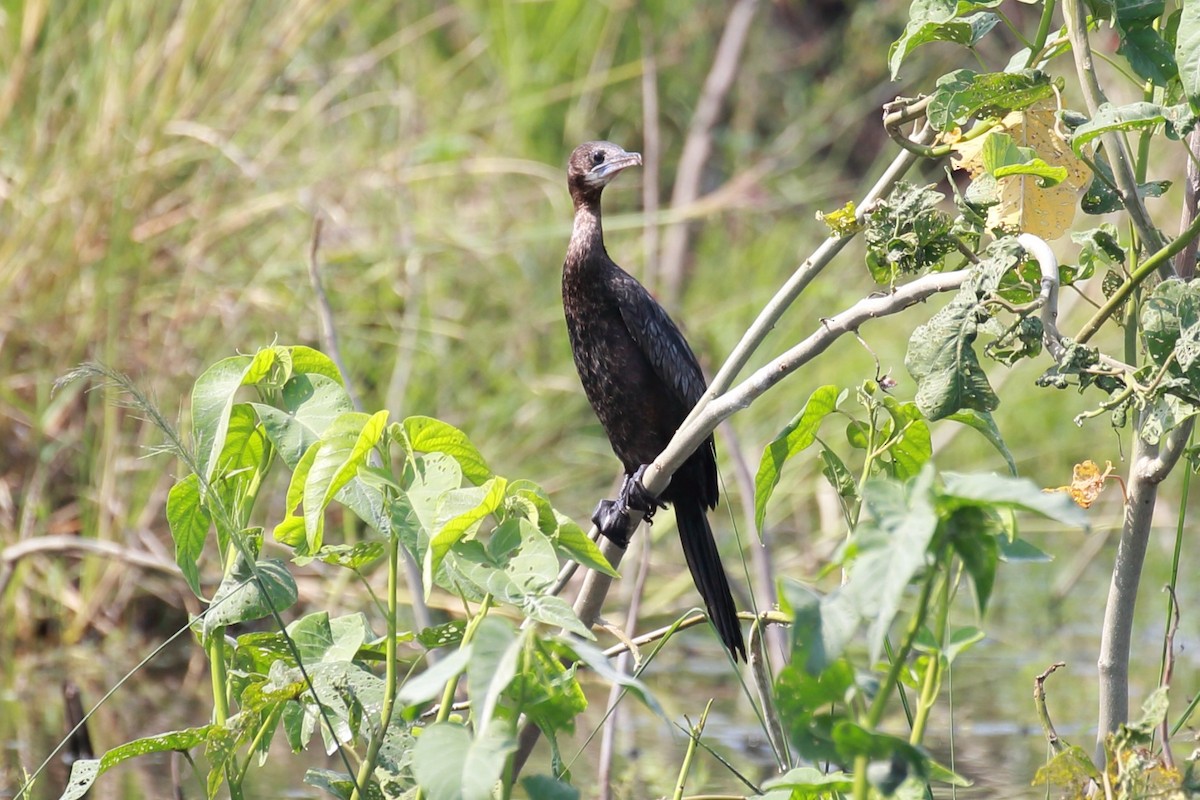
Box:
[673,700,713,800]
[1026,0,1058,68]
[854,565,940,800]
[1075,211,1200,343]
[350,536,402,800]
[910,565,951,746]
[209,632,230,724]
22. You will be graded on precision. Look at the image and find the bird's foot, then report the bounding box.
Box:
[620,465,666,521]
[592,499,631,548]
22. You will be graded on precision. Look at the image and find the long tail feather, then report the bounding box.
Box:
[673,499,746,661]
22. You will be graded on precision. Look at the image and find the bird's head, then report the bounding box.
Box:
[567,141,641,201]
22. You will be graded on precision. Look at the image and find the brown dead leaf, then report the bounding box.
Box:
[1044,459,1118,508]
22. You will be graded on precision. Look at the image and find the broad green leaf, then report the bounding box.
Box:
[326,410,389,509]
[926,69,1055,131]
[889,1,1003,79]
[310,541,386,570]
[945,506,1001,613]
[1114,0,1164,25]
[779,579,859,675]
[831,722,930,781]
[1071,102,1197,156]
[845,469,939,664]
[1179,0,1200,112]
[773,659,856,764]
[550,514,618,577]
[999,536,1052,562]
[754,385,841,533]
[1118,23,1177,86]
[203,557,298,638]
[213,404,268,544]
[412,721,514,800]
[274,441,320,547]
[192,355,253,482]
[880,396,932,479]
[60,725,216,800]
[466,618,522,734]
[940,472,1090,528]
[762,767,854,794]
[426,477,507,584]
[905,286,998,420]
[167,474,210,597]
[398,646,472,706]
[405,416,492,484]
[558,637,662,717]
[304,412,375,551]
[1031,745,1101,790]
[520,776,579,800]
[289,345,345,384]
[253,373,354,469]
[945,409,1016,474]
[1082,149,1170,214]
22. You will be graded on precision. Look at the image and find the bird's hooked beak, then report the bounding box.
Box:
[589,149,642,184]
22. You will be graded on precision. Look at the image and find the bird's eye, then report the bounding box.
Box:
[592,151,606,166]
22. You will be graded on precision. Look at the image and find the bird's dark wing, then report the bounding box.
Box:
[610,270,708,409]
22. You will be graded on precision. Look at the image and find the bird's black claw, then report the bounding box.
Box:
[621,465,666,520]
[592,499,631,548]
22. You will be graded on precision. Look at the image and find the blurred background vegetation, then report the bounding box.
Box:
[2,1,1196,797]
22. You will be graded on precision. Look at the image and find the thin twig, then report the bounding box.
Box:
[307,216,360,410]
[658,0,761,304]
[1034,662,1069,754]
[1158,586,1180,771]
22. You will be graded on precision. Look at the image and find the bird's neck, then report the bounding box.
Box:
[566,200,606,271]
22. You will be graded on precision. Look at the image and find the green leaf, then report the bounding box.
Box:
[926,69,1055,131]
[754,385,841,533]
[167,474,210,597]
[405,416,492,484]
[550,515,618,577]
[1071,102,1197,156]
[905,284,999,421]
[203,556,298,638]
[1119,23,1178,86]
[1032,744,1101,790]
[426,476,507,585]
[940,472,1090,528]
[253,373,354,469]
[191,355,254,482]
[778,579,859,674]
[844,469,939,664]
[398,646,473,706]
[289,345,344,384]
[880,396,932,479]
[1114,0,1164,25]
[863,182,957,282]
[945,506,1001,613]
[60,725,216,800]
[304,412,377,551]
[762,767,854,794]
[559,637,663,717]
[999,536,1052,562]
[773,660,856,764]
[889,0,1003,79]
[1082,149,1170,214]
[311,541,386,570]
[520,776,580,800]
[982,132,1067,187]
[1178,0,1200,112]
[945,409,1016,475]
[412,721,514,800]
[466,618,522,734]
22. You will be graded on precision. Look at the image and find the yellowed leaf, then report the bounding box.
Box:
[951,99,1090,240]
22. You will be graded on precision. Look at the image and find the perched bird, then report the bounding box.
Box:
[561,140,746,661]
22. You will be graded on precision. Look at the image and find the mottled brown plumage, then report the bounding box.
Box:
[561,141,745,660]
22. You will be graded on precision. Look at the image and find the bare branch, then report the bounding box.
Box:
[659,0,761,303]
